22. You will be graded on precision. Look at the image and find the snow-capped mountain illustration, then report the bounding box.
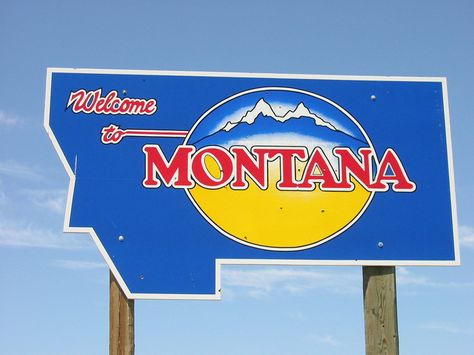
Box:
[189,97,368,152]
[220,99,337,133]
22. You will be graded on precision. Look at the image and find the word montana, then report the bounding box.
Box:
[143,145,416,192]
[67,89,157,115]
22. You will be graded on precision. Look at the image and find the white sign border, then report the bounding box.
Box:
[44,68,460,300]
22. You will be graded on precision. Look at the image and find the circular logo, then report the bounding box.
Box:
[184,88,374,251]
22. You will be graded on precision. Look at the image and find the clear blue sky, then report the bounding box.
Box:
[1,1,473,354]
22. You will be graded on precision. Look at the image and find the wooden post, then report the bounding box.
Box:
[363,266,399,355]
[110,271,135,355]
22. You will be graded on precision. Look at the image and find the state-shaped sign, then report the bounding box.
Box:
[45,69,459,299]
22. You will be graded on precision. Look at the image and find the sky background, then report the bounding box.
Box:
[1,0,473,354]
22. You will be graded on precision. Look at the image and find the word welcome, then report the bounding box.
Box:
[67,89,157,115]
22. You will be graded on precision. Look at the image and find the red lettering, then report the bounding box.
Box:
[230,146,267,189]
[142,145,416,193]
[111,98,120,114]
[192,147,234,189]
[298,147,341,190]
[82,90,100,113]
[104,91,116,113]
[371,149,416,191]
[142,145,194,188]
[67,89,86,112]
[333,147,374,190]
[145,100,158,114]
[95,97,106,113]
[253,148,306,190]
[120,99,131,113]
[127,100,145,114]
[67,89,157,115]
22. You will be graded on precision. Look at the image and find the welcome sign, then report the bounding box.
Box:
[45,69,459,299]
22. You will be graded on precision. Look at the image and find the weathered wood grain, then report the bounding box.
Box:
[363,266,399,355]
[110,271,135,355]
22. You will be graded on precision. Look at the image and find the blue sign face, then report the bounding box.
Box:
[45,69,459,299]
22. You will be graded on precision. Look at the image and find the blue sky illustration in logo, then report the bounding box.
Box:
[186,88,371,158]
